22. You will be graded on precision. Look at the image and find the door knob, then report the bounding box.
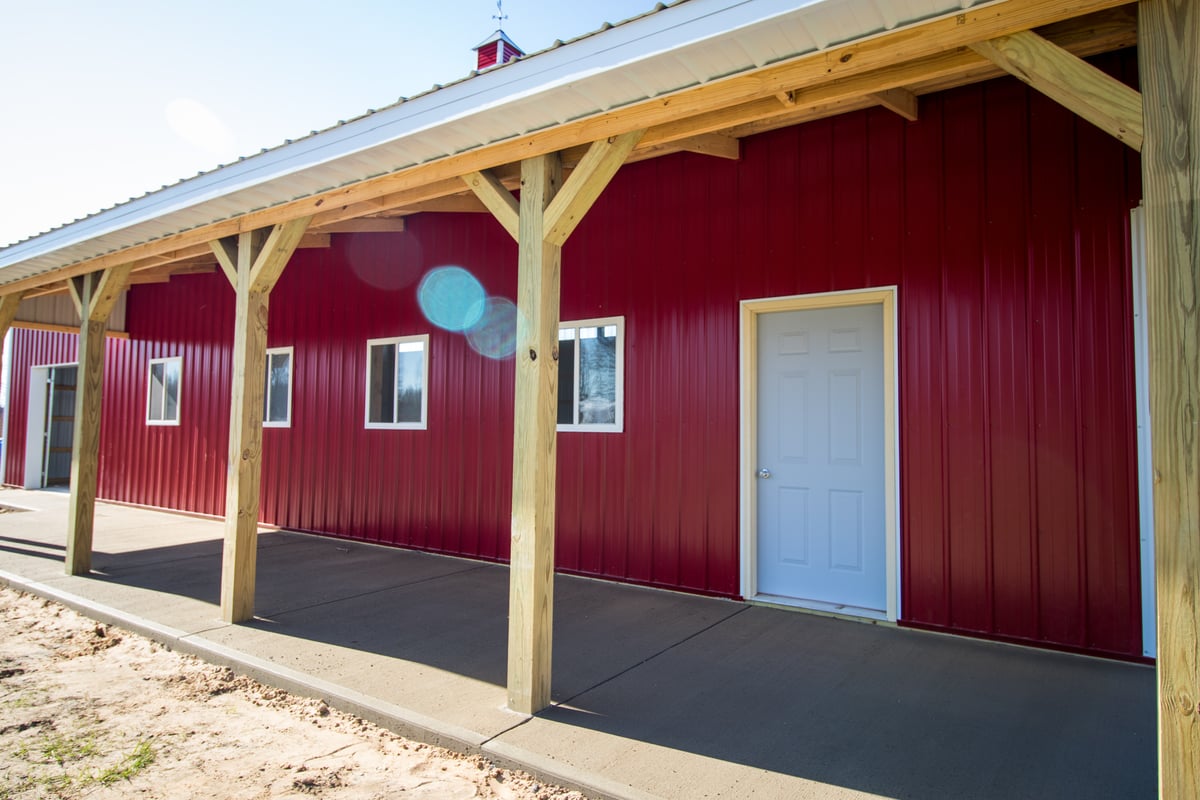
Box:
[756,468,771,479]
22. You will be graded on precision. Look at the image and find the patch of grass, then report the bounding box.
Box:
[6,733,155,797]
[92,739,156,786]
[41,733,98,765]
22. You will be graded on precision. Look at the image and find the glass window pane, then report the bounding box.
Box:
[394,346,424,423]
[163,360,180,421]
[557,336,576,425]
[148,362,165,421]
[578,326,616,424]
[267,352,290,423]
[368,344,396,424]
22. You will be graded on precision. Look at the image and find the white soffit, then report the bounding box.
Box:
[0,0,988,284]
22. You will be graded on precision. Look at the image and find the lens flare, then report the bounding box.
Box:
[418,266,486,331]
[466,297,519,360]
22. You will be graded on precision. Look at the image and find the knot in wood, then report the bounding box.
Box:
[529,348,537,361]
[242,448,251,461]
[552,345,559,362]
[839,52,853,63]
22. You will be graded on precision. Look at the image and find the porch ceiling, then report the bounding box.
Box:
[0,0,1136,297]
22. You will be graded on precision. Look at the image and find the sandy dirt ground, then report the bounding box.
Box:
[0,586,585,799]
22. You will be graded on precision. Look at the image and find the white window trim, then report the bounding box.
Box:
[557,315,624,433]
[146,355,182,427]
[364,334,429,430]
[263,346,294,429]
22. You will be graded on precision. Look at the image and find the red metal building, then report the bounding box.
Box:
[3,50,1146,659]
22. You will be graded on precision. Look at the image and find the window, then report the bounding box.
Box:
[146,356,182,425]
[263,346,293,428]
[557,317,623,432]
[365,335,428,429]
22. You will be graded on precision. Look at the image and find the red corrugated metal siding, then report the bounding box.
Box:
[2,51,1143,656]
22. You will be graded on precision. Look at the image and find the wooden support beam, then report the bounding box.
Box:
[311,218,407,233]
[0,291,27,337]
[508,153,562,715]
[870,87,919,121]
[401,195,491,214]
[13,321,129,339]
[298,233,331,249]
[218,217,310,623]
[675,133,741,160]
[969,29,1142,150]
[463,170,521,241]
[211,237,238,286]
[1140,2,1200,796]
[543,130,644,247]
[22,282,70,299]
[64,264,132,575]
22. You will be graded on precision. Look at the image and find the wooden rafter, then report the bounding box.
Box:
[970,29,1142,150]
[399,195,491,214]
[674,133,741,160]
[311,218,406,233]
[870,88,919,121]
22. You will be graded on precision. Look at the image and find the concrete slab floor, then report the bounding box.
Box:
[0,488,1157,800]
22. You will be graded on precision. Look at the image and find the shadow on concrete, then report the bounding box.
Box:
[0,543,66,561]
[0,534,65,551]
[83,532,1156,799]
[544,607,1157,800]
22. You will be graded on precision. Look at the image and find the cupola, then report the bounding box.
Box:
[473,29,524,71]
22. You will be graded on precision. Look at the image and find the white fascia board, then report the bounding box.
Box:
[0,0,978,274]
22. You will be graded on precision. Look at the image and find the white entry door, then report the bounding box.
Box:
[755,303,886,613]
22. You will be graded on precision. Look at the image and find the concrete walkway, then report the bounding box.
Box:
[0,488,1155,799]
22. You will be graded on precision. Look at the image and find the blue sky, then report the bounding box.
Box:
[0,0,655,247]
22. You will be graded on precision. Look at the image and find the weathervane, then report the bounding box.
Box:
[492,0,508,25]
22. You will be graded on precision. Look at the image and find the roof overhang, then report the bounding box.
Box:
[0,0,1137,295]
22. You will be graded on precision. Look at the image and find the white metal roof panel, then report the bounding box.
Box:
[0,0,987,286]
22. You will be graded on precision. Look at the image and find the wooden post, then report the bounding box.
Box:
[64,266,132,575]
[507,153,563,714]
[1140,0,1200,796]
[210,218,310,623]
[466,134,642,714]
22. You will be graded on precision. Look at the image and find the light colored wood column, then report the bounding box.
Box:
[466,133,643,714]
[1140,1,1200,795]
[507,153,563,714]
[210,217,310,623]
[64,266,132,575]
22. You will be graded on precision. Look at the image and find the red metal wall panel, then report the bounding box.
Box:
[3,51,1144,656]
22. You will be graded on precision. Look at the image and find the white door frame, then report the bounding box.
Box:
[739,287,901,621]
[1130,205,1156,659]
[24,361,78,489]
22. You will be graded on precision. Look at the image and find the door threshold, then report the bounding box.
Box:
[751,593,890,623]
